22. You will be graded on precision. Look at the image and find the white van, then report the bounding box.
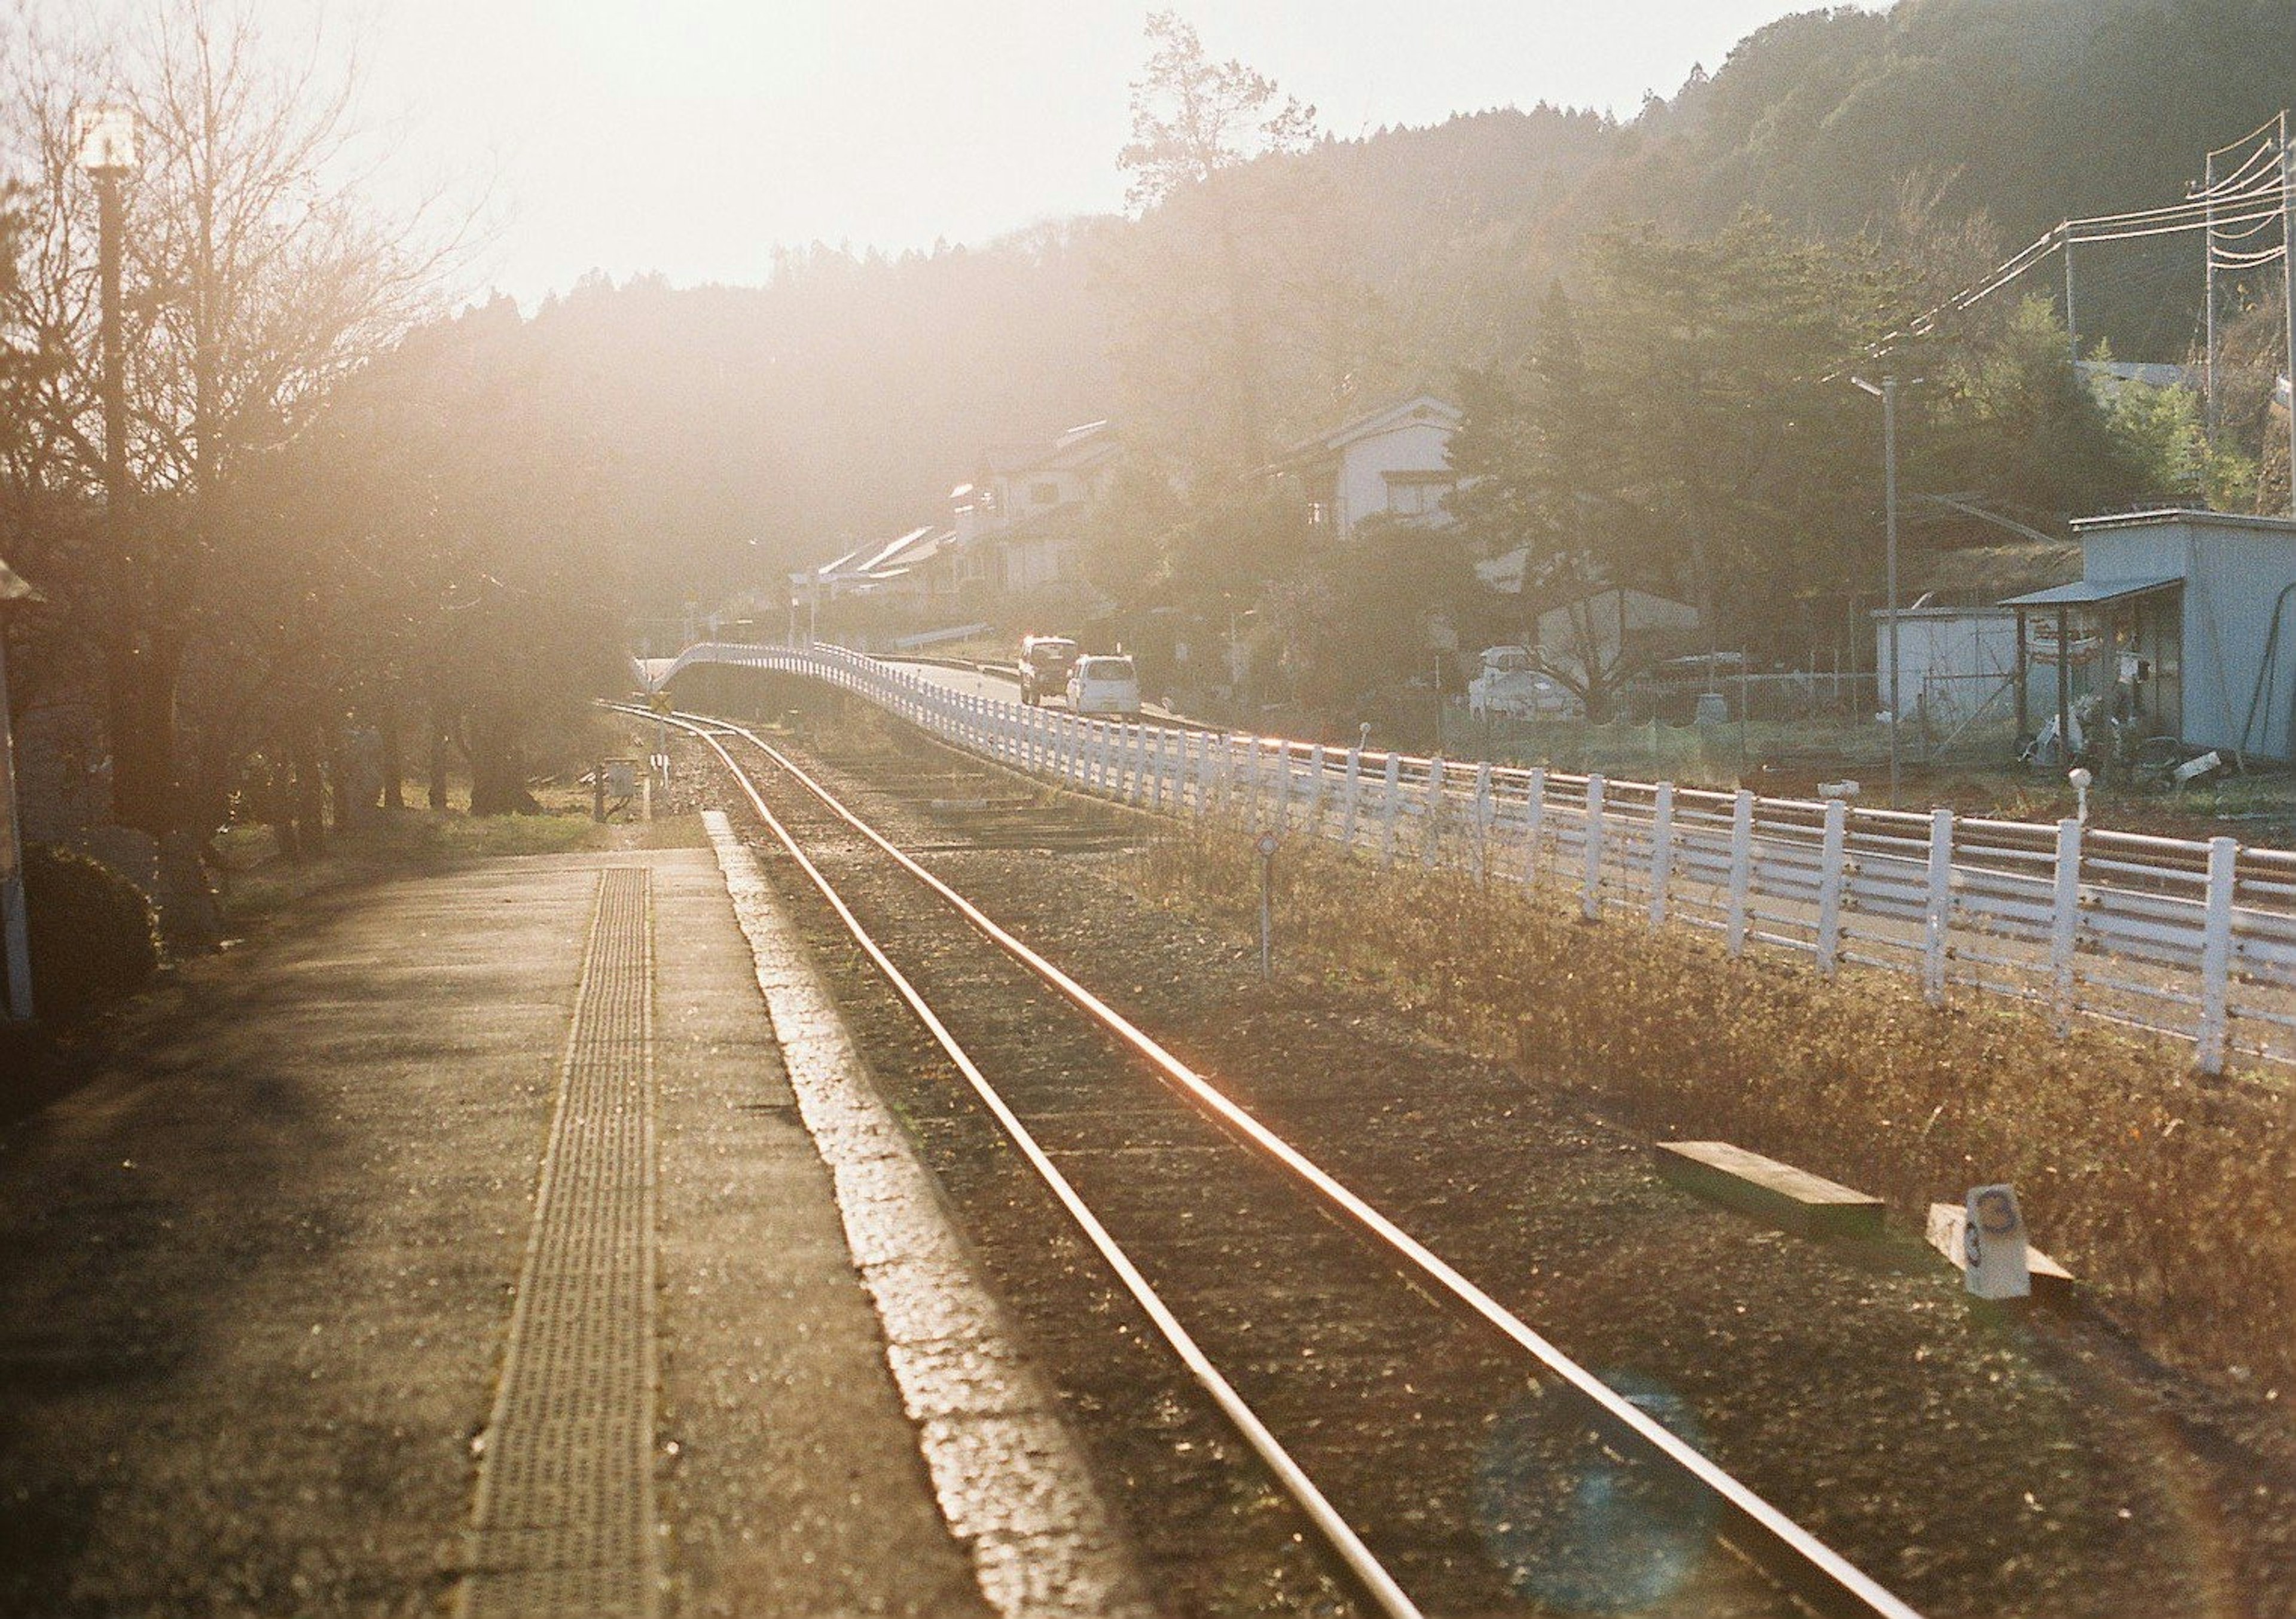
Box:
[1066,654,1142,716]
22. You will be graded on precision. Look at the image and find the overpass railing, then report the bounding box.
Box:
[657,641,2296,1075]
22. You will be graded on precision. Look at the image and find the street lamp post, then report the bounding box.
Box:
[1852,374,1915,809]
[75,106,141,825]
[0,560,39,1021]
[76,108,135,518]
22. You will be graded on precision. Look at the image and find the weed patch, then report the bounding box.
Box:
[1134,817,2296,1394]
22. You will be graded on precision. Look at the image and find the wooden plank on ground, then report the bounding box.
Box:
[1925,1203,2078,1307]
[1654,1141,1886,1239]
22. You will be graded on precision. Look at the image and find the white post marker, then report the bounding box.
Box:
[1962,1184,2032,1300]
[1255,827,1281,980]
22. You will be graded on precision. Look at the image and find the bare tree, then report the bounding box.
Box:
[0,0,458,838]
[1115,11,1319,471]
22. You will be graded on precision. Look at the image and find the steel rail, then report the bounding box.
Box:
[645,707,1427,1619]
[651,702,1925,1619]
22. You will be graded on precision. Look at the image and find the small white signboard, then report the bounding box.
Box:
[1962,1184,2032,1300]
[605,760,637,798]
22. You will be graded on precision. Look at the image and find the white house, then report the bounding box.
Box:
[948,420,1122,595]
[1271,394,1464,541]
[976,420,1120,531]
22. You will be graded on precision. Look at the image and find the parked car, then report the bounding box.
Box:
[1467,645,1584,720]
[1067,654,1143,716]
[1018,634,1080,705]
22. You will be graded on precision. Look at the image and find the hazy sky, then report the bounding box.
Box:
[117,1,1867,304]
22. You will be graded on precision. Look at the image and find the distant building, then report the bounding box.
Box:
[2000,508,2296,760]
[1534,586,1700,686]
[1868,604,2038,728]
[932,420,1121,601]
[1270,394,1463,542]
[791,420,1123,627]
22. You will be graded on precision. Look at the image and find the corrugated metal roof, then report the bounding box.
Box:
[1998,576,2182,607]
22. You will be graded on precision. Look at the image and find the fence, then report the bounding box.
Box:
[653,642,2296,1075]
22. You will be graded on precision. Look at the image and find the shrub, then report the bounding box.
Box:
[1135,816,2296,1394]
[22,842,160,1023]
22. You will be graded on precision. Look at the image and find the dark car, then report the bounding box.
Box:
[1018,634,1080,705]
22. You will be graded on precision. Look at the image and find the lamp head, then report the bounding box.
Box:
[73,105,138,176]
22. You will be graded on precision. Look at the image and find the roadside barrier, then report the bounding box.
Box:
[648,642,2296,1074]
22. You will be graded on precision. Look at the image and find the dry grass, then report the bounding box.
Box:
[1135,816,2296,1394]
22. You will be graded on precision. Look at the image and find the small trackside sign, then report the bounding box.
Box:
[1962,1183,2032,1299]
[1254,830,1281,859]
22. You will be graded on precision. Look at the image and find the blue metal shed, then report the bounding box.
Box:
[2000,509,2296,763]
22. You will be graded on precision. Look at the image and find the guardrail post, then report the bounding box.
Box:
[1340,746,1364,850]
[2049,817,2083,1034]
[1725,789,1754,956]
[1273,740,1293,830]
[1521,768,1547,888]
[1581,775,1606,920]
[1470,763,1493,882]
[1647,782,1675,929]
[1150,726,1168,811]
[1923,808,1953,1007]
[1419,758,1448,869]
[1305,745,1328,833]
[2198,836,2237,1074]
[1379,755,1403,868]
[1815,798,1848,977]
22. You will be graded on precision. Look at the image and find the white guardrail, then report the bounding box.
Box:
[651,642,2296,1076]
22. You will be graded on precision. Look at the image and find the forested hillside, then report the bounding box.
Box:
[512,0,2294,613]
[9,0,2293,847]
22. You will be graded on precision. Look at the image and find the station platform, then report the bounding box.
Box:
[0,827,1138,1616]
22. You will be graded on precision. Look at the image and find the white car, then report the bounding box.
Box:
[1066,654,1143,716]
[1467,645,1583,720]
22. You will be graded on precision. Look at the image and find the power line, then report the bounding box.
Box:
[1872,120,2293,362]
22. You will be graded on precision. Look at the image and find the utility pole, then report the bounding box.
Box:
[2283,111,2295,517]
[2063,233,2078,365]
[1853,375,1910,809]
[2205,146,2219,448]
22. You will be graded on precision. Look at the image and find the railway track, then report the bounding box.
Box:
[626,701,1922,1619]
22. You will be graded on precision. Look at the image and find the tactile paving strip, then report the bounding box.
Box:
[460,867,660,1618]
